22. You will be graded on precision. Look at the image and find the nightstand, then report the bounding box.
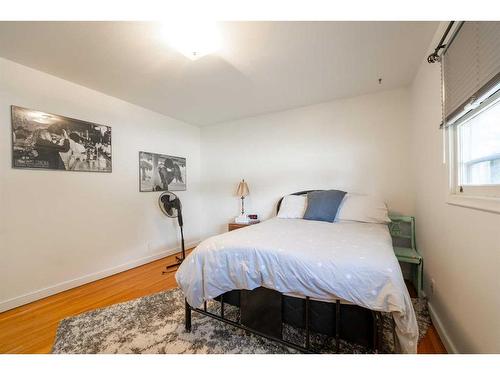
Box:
[228,221,260,232]
[388,215,423,297]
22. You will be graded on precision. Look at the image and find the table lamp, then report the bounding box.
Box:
[235,179,250,223]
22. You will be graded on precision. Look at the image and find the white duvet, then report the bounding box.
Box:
[176,218,418,353]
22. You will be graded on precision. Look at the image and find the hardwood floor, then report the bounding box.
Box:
[0,251,446,354]
[0,252,186,354]
[405,282,447,354]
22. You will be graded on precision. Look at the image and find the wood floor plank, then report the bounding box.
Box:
[0,251,446,354]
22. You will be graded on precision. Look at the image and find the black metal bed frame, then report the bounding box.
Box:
[184,295,382,354]
[183,190,384,354]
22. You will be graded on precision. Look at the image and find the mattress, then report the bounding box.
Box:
[176,218,418,353]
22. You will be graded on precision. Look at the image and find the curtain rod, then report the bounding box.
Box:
[427,21,455,64]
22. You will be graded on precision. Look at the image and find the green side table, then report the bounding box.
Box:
[388,215,423,297]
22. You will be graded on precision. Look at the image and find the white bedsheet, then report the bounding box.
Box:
[175,218,418,353]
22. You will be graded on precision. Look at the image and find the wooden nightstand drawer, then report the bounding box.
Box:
[228,221,260,231]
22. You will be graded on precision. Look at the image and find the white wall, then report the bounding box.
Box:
[200,88,415,237]
[0,58,202,311]
[410,27,500,353]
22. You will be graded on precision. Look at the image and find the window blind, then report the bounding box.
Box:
[443,21,500,124]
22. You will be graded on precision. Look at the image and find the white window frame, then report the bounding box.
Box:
[446,89,500,214]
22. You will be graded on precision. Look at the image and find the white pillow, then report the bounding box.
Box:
[336,194,390,224]
[277,195,307,219]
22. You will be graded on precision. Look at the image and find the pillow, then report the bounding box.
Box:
[336,194,390,224]
[303,190,347,223]
[277,195,307,219]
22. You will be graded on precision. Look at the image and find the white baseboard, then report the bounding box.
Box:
[0,240,200,313]
[427,301,458,354]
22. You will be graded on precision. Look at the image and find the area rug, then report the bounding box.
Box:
[52,288,430,354]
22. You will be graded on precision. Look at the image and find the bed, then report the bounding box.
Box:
[175,193,418,353]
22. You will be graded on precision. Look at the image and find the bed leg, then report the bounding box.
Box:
[305,297,310,350]
[335,300,340,353]
[371,311,378,353]
[220,295,225,319]
[185,299,192,332]
[280,294,284,340]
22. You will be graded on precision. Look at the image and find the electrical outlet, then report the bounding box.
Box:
[430,278,435,295]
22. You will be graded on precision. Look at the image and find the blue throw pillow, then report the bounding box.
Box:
[303,190,347,223]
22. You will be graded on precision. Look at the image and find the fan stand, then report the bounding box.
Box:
[158,191,186,274]
[163,225,186,272]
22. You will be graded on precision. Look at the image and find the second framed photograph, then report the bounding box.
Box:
[139,151,186,192]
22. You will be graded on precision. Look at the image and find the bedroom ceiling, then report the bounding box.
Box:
[0,21,438,126]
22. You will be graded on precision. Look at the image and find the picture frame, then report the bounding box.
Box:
[11,105,112,172]
[139,151,186,192]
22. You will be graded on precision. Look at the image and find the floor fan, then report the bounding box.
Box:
[158,191,185,271]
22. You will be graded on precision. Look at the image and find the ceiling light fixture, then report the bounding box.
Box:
[160,20,221,61]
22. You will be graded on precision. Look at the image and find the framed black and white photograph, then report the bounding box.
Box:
[139,151,186,192]
[11,106,112,172]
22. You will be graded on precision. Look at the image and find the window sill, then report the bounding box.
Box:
[447,194,500,214]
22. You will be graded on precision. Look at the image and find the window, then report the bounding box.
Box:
[456,94,500,196]
[450,90,500,202]
[439,21,500,210]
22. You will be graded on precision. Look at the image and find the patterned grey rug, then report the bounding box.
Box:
[52,288,430,354]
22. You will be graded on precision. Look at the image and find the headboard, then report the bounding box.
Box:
[276,190,323,215]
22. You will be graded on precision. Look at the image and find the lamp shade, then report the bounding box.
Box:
[236,179,249,197]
